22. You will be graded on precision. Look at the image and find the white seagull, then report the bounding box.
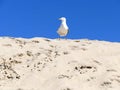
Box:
[57,17,69,38]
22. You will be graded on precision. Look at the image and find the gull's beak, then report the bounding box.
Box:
[59,18,61,20]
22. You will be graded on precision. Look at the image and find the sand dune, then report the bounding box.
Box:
[0,37,120,90]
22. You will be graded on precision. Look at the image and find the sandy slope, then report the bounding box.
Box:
[0,37,120,90]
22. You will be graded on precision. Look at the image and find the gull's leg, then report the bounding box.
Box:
[58,36,61,40]
[64,36,67,40]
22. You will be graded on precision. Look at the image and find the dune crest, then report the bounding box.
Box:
[0,37,120,90]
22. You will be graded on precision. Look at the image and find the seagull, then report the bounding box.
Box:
[57,17,69,38]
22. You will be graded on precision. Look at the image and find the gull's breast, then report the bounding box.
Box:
[57,24,69,36]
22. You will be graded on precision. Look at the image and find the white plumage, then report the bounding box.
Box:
[57,17,69,37]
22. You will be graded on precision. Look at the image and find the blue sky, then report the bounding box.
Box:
[0,0,120,42]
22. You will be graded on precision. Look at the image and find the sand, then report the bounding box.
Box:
[0,37,120,90]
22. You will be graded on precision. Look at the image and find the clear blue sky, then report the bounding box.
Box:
[0,0,120,42]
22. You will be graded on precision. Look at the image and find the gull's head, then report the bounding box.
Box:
[59,17,66,22]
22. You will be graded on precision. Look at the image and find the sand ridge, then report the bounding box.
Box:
[0,37,120,90]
